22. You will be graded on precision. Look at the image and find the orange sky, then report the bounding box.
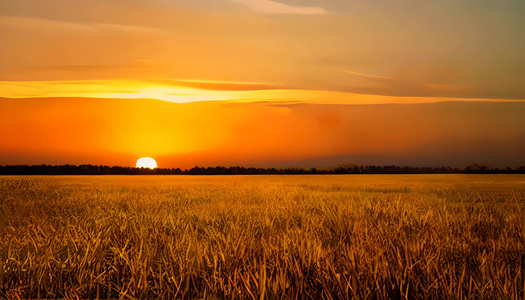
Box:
[1,0,524,168]
[1,97,524,168]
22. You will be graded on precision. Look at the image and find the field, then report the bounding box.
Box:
[1,175,525,299]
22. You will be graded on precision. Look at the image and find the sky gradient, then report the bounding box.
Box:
[1,0,524,168]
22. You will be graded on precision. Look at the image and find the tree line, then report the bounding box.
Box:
[0,163,524,175]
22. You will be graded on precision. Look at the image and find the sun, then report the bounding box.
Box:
[136,157,157,169]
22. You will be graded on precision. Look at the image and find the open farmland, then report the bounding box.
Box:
[1,175,525,299]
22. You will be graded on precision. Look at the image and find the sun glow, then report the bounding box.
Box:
[136,157,157,169]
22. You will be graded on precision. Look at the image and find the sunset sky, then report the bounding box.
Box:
[1,0,524,168]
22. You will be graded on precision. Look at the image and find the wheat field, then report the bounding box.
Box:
[1,175,524,299]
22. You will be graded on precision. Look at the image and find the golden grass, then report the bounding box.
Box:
[1,175,524,299]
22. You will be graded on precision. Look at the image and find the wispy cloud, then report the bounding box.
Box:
[341,70,392,80]
[340,69,471,97]
[159,79,283,91]
[1,80,519,105]
[423,83,469,92]
[231,0,327,15]
[0,16,165,33]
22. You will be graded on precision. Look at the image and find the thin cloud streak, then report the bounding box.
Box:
[0,16,166,33]
[0,80,523,105]
[341,70,392,80]
[231,0,327,14]
[159,79,284,91]
[340,69,471,97]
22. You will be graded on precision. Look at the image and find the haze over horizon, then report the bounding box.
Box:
[1,0,524,168]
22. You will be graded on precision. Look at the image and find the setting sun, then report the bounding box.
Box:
[136,157,157,169]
